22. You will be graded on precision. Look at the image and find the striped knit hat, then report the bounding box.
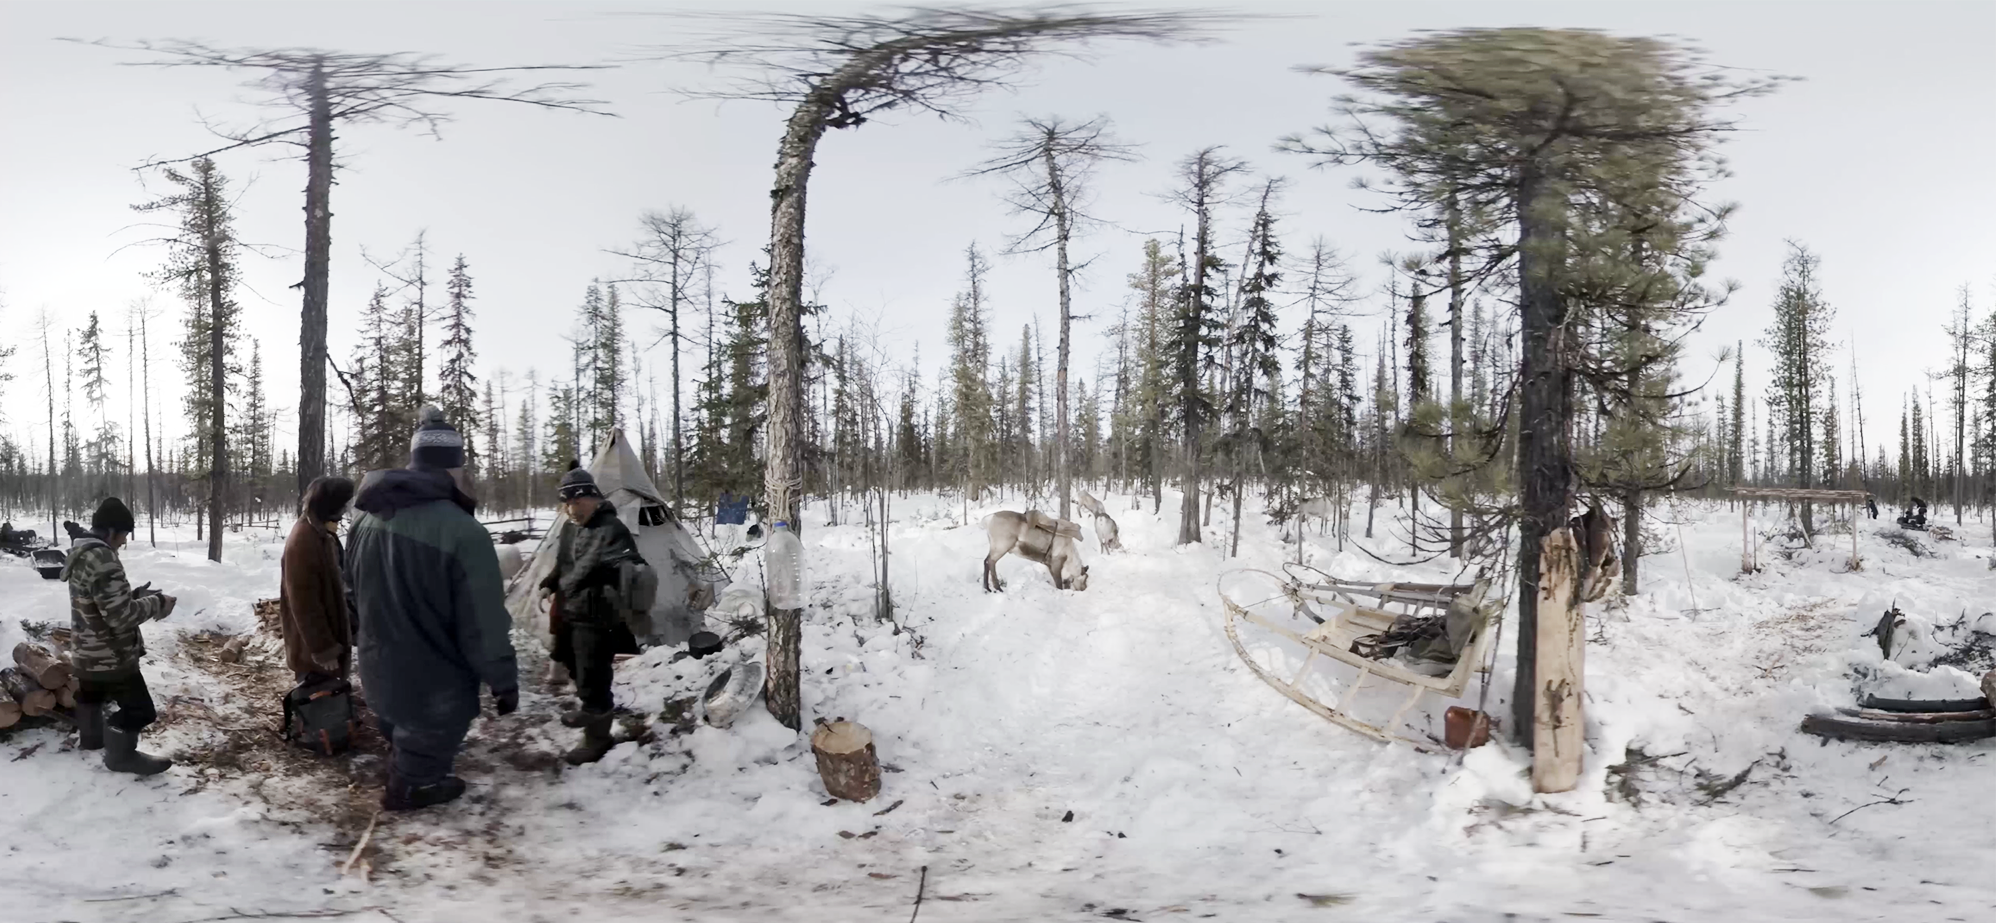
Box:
[408,405,466,470]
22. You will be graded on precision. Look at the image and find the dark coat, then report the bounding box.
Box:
[539,500,640,628]
[345,469,517,731]
[279,516,352,677]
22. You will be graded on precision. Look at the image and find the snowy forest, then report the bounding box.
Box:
[10,5,1996,921]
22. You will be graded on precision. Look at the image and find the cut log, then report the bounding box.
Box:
[811,719,882,803]
[13,642,72,690]
[56,683,75,710]
[1,667,57,717]
[1532,527,1584,794]
[0,699,20,729]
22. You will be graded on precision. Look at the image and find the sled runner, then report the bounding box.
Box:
[1218,563,1500,746]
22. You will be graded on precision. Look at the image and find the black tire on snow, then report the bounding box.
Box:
[1858,695,1991,714]
[1801,713,1996,744]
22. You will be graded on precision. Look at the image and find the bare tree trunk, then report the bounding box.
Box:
[1048,146,1074,524]
[1621,486,1641,595]
[142,311,156,547]
[1446,196,1465,558]
[672,267,685,513]
[296,60,332,501]
[762,96,832,733]
[204,172,229,564]
[1511,170,1574,748]
[41,320,55,540]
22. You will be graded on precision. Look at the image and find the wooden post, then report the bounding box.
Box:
[1849,512,1861,571]
[1533,527,1584,794]
[1741,501,1752,574]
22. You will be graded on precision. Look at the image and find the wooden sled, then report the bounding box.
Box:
[1219,564,1501,747]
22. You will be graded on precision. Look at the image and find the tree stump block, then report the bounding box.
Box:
[1532,527,1585,794]
[13,642,71,690]
[811,720,881,803]
[1,667,56,717]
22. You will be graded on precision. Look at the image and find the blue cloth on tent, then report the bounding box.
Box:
[716,493,749,526]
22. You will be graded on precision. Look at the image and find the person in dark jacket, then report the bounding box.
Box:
[538,466,642,765]
[346,407,518,811]
[279,477,357,683]
[65,497,177,775]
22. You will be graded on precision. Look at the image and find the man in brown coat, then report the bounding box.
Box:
[280,477,357,682]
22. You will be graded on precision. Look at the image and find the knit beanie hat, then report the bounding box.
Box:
[558,467,601,501]
[91,497,136,535]
[409,405,466,470]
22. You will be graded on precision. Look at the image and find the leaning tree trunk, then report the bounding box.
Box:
[1511,170,1574,749]
[762,92,833,733]
[297,60,333,501]
[1048,145,1074,524]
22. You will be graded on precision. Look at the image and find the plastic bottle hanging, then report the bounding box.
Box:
[766,520,804,610]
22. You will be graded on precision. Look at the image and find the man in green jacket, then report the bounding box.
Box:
[66,497,177,775]
[346,407,518,811]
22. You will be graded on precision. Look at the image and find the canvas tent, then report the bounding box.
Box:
[505,430,723,648]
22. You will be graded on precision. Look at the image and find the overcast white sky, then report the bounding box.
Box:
[3,1,1992,467]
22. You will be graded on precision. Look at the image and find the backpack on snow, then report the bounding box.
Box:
[281,675,358,756]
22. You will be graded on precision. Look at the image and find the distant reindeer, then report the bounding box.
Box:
[984,510,1090,592]
[1076,490,1123,553]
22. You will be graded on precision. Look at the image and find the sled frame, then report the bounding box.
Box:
[1219,565,1499,747]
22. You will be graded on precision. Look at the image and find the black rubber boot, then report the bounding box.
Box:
[75,703,104,751]
[563,717,616,766]
[560,707,611,729]
[382,773,468,812]
[102,726,171,776]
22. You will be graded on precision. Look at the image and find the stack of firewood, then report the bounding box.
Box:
[1,640,77,729]
[254,597,282,632]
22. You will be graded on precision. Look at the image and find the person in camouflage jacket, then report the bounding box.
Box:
[64,498,177,776]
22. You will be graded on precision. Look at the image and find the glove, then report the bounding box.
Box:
[493,687,519,716]
[154,594,178,621]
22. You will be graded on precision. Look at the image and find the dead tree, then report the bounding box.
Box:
[670,6,1219,730]
[963,116,1135,523]
[69,39,611,500]
[608,208,723,514]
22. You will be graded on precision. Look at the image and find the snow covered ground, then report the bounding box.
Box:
[6,495,1996,922]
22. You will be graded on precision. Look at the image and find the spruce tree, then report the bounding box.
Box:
[945,245,996,507]
[137,157,240,562]
[1223,180,1283,556]
[1761,242,1835,537]
[438,254,479,469]
[1169,148,1245,545]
